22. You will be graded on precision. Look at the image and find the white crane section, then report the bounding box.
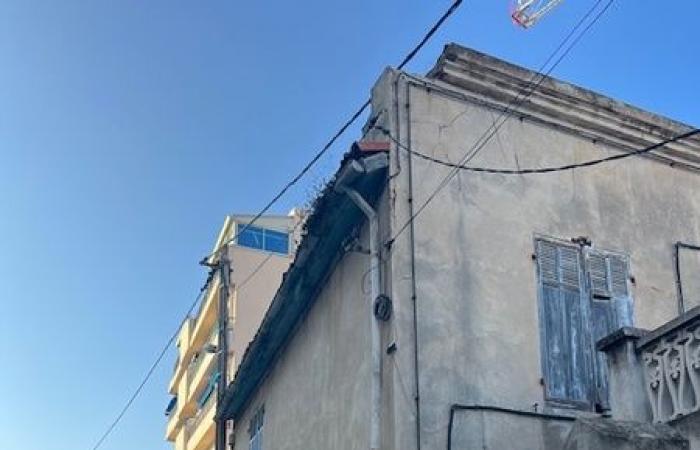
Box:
[512,0,564,28]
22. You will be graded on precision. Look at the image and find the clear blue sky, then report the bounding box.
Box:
[0,1,696,449]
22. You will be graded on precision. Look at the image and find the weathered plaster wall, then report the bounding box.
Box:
[230,224,376,450]
[382,70,700,449]
[451,409,572,450]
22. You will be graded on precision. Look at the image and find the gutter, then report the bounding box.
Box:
[335,155,387,450]
[217,150,388,425]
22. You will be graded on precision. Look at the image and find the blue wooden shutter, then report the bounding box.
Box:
[536,239,590,404]
[586,250,632,409]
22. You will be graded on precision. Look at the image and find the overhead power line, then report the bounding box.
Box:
[89,3,464,449]
[386,0,616,246]
[376,126,700,174]
[204,0,464,261]
[89,272,215,450]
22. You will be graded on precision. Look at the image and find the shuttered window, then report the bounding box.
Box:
[536,239,590,404]
[588,252,629,299]
[535,238,632,409]
[586,249,631,409]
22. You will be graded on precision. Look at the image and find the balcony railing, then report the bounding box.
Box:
[195,278,219,327]
[187,325,218,379]
[191,387,217,433]
[638,306,700,422]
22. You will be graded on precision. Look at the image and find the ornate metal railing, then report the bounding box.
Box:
[639,307,700,422]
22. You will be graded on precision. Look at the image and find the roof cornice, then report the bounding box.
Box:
[426,44,700,171]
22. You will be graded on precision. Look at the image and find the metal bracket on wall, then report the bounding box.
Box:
[674,241,700,313]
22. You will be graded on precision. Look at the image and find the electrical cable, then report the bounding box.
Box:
[89,272,215,450]
[386,0,615,246]
[377,126,700,175]
[237,253,275,290]
[203,0,464,261]
[459,0,614,167]
[88,3,464,448]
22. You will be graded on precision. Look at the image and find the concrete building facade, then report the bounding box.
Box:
[165,212,302,450]
[218,45,700,450]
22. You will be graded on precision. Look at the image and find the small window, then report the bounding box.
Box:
[238,225,265,250]
[264,229,289,254]
[248,406,264,450]
[237,224,289,255]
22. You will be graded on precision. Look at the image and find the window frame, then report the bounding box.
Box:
[236,223,290,255]
[248,405,264,450]
[533,234,633,411]
[534,235,593,410]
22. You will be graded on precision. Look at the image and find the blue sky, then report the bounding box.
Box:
[0,1,696,449]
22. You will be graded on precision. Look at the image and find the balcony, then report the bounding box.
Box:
[187,327,219,406]
[638,307,700,423]
[176,366,196,420]
[186,389,217,450]
[175,423,188,450]
[598,306,700,447]
[191,277,220,352]
[165,397,179,441]
[170,318,195,394]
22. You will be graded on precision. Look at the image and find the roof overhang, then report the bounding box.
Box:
[218,149,388,421]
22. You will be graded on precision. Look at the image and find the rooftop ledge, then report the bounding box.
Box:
[425,44,700,171]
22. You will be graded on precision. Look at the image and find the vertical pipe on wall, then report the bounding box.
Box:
[343,187,382,450]
[674,241,700,314]
[216,250,231,450]
[405,78,422,450]
[675,242,685,314]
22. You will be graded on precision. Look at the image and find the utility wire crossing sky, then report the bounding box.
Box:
[0,2,696,450]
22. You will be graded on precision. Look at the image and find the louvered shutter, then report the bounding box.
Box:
[586,250,632,410]
[588,251,630,301]
[585,250,632,325]
[536,239,590,404]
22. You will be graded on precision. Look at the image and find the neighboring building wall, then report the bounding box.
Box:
[231,227,374,450]
[228,244,291,380]
[166,214,299,450]
[373,51,700,449]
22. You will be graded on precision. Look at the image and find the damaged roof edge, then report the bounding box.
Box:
[218,150,389,421]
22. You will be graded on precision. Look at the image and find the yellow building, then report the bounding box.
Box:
[165,212,302,450]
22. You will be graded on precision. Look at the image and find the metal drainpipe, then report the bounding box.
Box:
[339,186,382,450]
[216,250,231,450]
